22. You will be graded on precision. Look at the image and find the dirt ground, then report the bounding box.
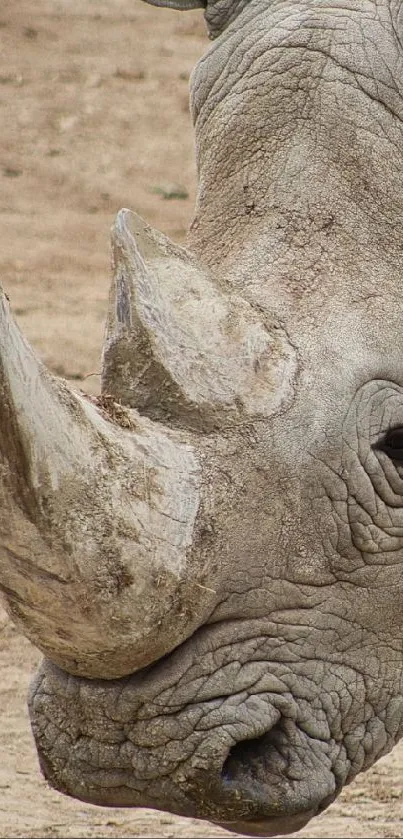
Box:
[1,1,403,837]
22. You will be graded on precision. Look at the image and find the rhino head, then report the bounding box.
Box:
[2,0,403,836]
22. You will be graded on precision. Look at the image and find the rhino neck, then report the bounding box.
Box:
[188,0,403,269]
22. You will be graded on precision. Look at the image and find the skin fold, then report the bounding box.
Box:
[2,1,403,836]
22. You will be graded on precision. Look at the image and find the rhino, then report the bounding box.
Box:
[1,0,403,835]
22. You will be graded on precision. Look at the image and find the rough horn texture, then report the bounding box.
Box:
[141,0,205,9]
[0,288,216,678]
[102,209,297,431]
[5,0,403,836]
[0,199,295,678]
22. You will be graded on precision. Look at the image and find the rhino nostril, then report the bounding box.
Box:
[220,719,339,831]
[221,728,277,782]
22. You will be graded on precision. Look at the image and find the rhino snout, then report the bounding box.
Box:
[29,655,344,837]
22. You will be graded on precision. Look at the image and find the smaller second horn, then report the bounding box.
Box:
[102,209,297,431]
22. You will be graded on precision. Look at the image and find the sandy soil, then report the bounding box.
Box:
[1,1,403,837]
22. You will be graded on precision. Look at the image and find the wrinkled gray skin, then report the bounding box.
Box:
[11,0,403,836]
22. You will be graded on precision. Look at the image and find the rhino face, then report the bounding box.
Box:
[2,1,403,836]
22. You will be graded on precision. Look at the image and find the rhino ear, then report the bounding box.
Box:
[140,0,205,10]
[102,210,297,432]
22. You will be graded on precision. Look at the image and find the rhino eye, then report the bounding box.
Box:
[376,427,403,461]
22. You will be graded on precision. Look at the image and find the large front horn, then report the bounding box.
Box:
[0,209,296,680]
[0,285,213,679]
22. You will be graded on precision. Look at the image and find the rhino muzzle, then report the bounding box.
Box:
[29,652,341,838]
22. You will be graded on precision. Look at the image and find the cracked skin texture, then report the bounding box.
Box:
[26,1,403,836]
